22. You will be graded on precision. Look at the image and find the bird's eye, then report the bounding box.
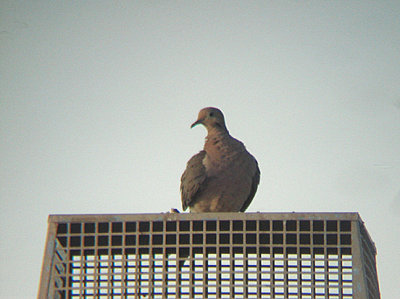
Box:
[209,112,214,117]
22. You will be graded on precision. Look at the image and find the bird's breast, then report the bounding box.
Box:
[202,148,239,176]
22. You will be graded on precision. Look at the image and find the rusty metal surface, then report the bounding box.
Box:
[38,212,380,299]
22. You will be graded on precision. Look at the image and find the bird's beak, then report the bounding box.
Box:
[191,119,202,128]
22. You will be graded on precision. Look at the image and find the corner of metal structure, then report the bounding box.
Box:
[352,215,381,299]
[37,216,58,299]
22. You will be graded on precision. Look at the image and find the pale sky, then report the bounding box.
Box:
[1,1,399,298]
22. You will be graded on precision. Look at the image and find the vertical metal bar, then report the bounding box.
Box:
[271,250,275,298]
[229,227,234,298]
[297,250,301,299]
[121,242,127,298]
[311,250,316,299]
[296,222,301,299]
[148,224,155,298]
[95,252,100,298]
[244,246,248,298]
[283,223,288,299]
[175,221,180,298]
[339,247,344,299]
[37,217,58,299]
[351,218,370,299]
[162,220,168,299]
[175,220,181,298]
[216,222,221,299]
[108,223,113,299]
[79,228,84,298]
[257,220,261,299]
[202,224,207,298]
[189,221,195,299]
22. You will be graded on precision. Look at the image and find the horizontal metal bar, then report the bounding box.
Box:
[48,212,361,223]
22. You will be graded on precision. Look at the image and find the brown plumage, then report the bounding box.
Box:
[181,107,260,213]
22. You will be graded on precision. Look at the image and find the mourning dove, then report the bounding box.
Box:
[181,107,260,212]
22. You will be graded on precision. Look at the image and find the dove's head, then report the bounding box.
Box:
[191,107,228,133]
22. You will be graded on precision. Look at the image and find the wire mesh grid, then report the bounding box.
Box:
[38,212,380,299]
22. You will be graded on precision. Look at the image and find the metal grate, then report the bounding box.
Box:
[38,212,380,299]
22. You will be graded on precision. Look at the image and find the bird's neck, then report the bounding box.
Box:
[204,130,231,155]
[206,125,229,138]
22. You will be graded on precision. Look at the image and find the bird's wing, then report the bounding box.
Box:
[180,150,207,211]
[239,159,260,212]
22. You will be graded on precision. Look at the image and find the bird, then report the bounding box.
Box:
[180,107,260,213]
